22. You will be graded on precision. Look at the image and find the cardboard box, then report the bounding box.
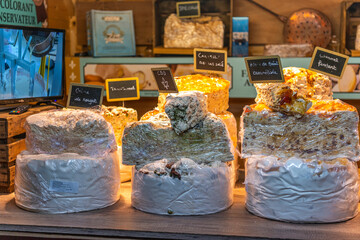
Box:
[232,17,248,57]
[87,10,136,57]
[75,1,153,48]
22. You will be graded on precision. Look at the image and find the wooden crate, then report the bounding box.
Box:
[153,0,233,55]
[0,136,26,164]
[0,184,14,193]
[0,106,56,140]
[0,166,15,187]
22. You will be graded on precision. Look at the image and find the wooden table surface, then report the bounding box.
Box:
[0,183,359,240]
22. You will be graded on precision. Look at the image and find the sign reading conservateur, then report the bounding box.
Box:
[106,77,140,102]
[0,0,47,27]
[151,67,178,93]
[194,48,227,74]
[67,83,104,109]
[309,47,349,79]
[176,1,200,18]
[245,56,284,83]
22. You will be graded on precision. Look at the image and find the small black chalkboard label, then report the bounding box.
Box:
[105,77,140,102]
[151,67,178,93]
[67,83,104,109]
[309,47,349,79]
[194,48,227,74]
[244,56,284,83]
[176,1,200,18]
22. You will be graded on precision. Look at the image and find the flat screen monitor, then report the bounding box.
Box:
[0,25,65,105]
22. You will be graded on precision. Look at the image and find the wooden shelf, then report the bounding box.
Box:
[0,183,359,239]
[351,49,360,57]
[153,46,228,55]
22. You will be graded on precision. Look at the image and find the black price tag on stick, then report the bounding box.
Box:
[151,67,178,93]
[194,48,227,74]
[105,78,140,102]
[67,83,104,109]
[176,1,200,18]
[245,56,284,83]
[309,47,349,79]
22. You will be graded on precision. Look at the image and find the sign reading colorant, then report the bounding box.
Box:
[176,1,200,18]
[67,83,104,108]
[151,67,178,93]
[244,56,284,83]
[105,77,140,102]
[309,47,349,79]
[194,48,227,73]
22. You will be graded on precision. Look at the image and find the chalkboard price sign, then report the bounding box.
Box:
[151,67,178,93]
[176,1,200,18]
[244,56,284,83]
[309,47,349,79]
[194,48,227,74]
[67,83,104,109]
[105,77,140,102]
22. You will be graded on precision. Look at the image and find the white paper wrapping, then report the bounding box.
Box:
[245,156,359,223]
[15,151,121,214]
[131,159,234,215]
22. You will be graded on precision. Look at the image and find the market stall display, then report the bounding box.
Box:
[15,109,121,213]
[123,81,236,215]
[240,67,360,223]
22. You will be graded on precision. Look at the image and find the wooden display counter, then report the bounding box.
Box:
[0,183,359,240]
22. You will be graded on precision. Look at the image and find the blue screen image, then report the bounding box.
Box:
[0,27,64,101]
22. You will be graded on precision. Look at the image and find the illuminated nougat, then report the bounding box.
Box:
[240,100,360,161]
[158,74,230,114]
[102,106,137,145]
